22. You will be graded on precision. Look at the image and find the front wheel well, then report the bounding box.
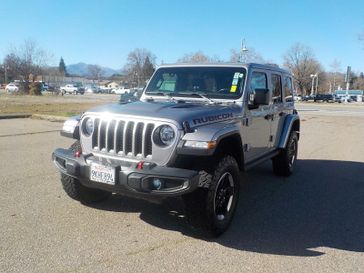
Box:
[213,134,244,170]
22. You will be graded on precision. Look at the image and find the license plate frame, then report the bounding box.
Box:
[90,163,115,185]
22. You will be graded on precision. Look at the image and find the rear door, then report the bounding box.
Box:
[269,73,285,149]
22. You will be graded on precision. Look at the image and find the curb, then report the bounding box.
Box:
[0,113,68,122]
[0,113,32,119]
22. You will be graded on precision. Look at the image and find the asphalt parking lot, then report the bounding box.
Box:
[1,105,364,273]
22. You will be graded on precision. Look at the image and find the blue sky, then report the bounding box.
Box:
[1,0,363,72]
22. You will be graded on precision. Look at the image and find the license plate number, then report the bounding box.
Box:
[90,164,115,185]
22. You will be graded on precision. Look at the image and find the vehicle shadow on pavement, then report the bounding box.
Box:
[88,159,364,257]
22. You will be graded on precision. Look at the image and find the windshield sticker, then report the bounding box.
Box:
[239,73,244,78]
[233,72,240,79]
[232,78,239,85]
[230,85,237,92]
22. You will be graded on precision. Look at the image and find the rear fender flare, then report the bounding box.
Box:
[278,115,300,149]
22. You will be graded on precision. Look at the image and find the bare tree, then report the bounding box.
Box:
[124,48,156,87]
[229,48,265,63]
[177,51,211,63]
[283,43,323,96]
[4,39,49,94]
[87,64,103,82]
[328,59,341,91]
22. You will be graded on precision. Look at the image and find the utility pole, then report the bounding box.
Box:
[345,66,351,103]
[310,74,317,96]
[315,73,319,95]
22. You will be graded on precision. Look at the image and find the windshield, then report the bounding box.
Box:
[145,66,246,99]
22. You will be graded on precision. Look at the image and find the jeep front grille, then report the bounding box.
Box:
[91,118,155,159]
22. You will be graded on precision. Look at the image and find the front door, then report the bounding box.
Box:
[244,70,272,162]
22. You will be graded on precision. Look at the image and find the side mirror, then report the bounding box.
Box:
[253,88,270,105]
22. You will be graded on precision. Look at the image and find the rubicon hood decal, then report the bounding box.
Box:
[192,112,234,125]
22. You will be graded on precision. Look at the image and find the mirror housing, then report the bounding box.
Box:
[253,88,270,105]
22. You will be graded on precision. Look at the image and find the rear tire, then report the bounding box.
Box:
[272,131,298,176]
[183,156,240,237]
[60,141,111,203]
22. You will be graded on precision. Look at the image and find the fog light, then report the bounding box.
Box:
[152,178,163,190]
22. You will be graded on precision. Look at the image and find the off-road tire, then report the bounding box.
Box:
[272,131,298,176]
[183,156,240,237]
[60,141,111,203]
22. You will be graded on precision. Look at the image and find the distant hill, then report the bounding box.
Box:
[66,62,122,78]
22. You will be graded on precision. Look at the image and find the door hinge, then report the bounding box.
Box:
[243,117,250,126]
[243,144,250,152]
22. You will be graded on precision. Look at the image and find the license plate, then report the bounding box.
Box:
[90,164,115,185]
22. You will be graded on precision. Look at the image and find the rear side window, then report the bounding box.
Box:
[284,76,293,102]
[271,74,282,103]
[250,72,267,90]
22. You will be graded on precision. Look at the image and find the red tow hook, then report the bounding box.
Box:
[74,151,81,158]
[137,161,144,170]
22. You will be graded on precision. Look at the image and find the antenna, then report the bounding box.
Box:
[240,39,248,63]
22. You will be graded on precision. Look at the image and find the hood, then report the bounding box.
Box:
[86,100,242,128]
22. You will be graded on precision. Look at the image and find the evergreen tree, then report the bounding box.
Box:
[59,57,67,76]
[142,56,155,82]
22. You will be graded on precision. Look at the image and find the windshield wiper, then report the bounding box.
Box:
[175,92,217,104]
[145,91,175,101]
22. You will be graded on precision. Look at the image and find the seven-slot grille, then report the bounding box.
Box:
[91,117,155,159]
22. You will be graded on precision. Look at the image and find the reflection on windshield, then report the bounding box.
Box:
[145,67,246,99]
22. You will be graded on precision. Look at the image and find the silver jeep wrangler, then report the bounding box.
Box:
[53,63,300,236]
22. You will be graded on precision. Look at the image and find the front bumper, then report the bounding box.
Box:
[52,148,200,197]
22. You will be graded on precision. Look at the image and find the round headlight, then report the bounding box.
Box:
[159,125,175,146]
[83,118,94,136]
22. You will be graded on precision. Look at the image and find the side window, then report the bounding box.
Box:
[271,74,282,103]
[250,71,267,90]
[284,76,293,102]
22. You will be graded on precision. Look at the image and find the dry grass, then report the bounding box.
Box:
[0,92,114,117]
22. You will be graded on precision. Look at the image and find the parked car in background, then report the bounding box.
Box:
[314,94,335,102]
[293,95,301,101]
[111,87,130,95]
[5,83,19,93]
[302,95,315,102]
[85,85,101,93]
[41,82,49,92]
[99,86,112,94]
[60,84,85,95]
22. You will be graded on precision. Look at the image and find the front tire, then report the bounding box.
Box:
[272,131,298,176]
[183,156,240,237]
[60,141,111,203]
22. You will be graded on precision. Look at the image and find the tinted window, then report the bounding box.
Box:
[146,67,246,99]
[284,76,293,102]
[271,74,282,103]
[250,72,267,90]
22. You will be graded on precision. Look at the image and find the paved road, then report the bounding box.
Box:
[1,111,364,273]
[296,102,364,116]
